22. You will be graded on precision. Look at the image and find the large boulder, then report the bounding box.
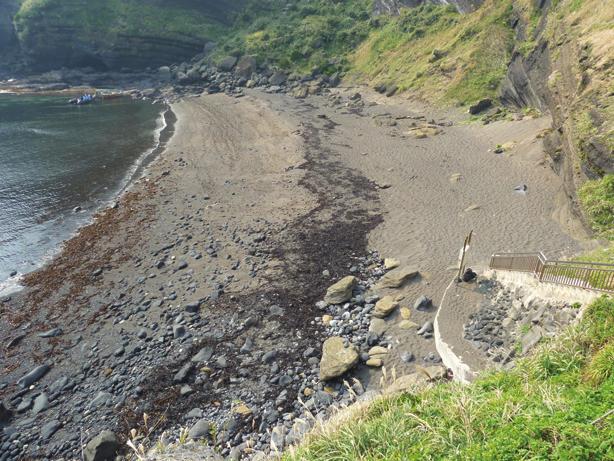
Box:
[218,56,238,72]
[377,267,419,289]
[269,71,287,86]
[235,55,257,78]
[84,431,119,461]
[323,276,357,305]
[319,337,359,380]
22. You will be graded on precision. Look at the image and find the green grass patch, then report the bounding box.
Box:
[286,296,614,461]
[579,175,614,240]
[348,0,515,106]
[214,0,373,75]
[574,245,614,265]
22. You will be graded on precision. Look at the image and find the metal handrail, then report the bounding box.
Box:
[490,251,614,293]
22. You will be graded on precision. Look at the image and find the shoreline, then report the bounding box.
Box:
[0,88,594,460]
[0,97,175,297]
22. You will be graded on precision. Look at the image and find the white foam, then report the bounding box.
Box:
[0,274,24,297]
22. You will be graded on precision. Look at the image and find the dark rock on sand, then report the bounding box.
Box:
[468,98,493,114]
[84,430,119,461]
[17,364,50,388]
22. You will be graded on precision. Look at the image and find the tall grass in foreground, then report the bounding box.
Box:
[286,296,614,461]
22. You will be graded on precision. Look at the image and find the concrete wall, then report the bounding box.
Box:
[485,269,602,307]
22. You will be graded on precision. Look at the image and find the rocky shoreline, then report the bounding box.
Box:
[0,87,417,460]
[0,61,588,460]
[0,52,343,105]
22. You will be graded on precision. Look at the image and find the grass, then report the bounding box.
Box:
[286,296,614,461]
[579,175,614,240]
[575,245,614,265]
[213,0,373,75]
[348,0,516,106]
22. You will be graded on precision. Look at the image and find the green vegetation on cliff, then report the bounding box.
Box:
[287,296,614,460]
[579,174,614,240]
[216,0,373,74]
[350,0,516,105]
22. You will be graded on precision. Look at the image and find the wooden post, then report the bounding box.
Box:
[457,230,473,280]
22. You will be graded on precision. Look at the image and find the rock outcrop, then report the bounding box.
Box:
[11,0,246,72]
[372,0,483,15]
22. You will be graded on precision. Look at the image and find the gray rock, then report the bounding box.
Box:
[186,408,203,419]
[173,325,186,339]
[303,347,317,358]
[521,326,543,354]
[89,391,112,409]
[17,364,50,388]
[173,363,194,384]
[38,328,62,338]
[84,430,119,461]
[191,347,213,362]
[262,350,278,364]
[40,420,61,439]
[269,71,287,86]
[16,398,32,412]
[270,425,286,451]
[180,385,194,396]
[413,295,432,311]
[188,419,212,440]
[417,321,433,336]
[218,56,238,72]
[185,301,200,313]
[235,55,257,78]
[240,337,253,354]
[49,376,69,395]
[32,393,49,415]
[0,401,12,423]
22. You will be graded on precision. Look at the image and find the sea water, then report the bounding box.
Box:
[0,93,165,293]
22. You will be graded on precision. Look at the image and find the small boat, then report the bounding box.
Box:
[69,93,96,105]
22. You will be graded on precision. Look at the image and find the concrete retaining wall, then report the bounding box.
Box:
[434,278,479,384]
[486,269,602,306]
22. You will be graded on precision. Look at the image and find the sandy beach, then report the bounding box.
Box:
[0,88,594,459]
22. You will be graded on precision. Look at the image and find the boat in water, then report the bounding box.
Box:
[69,93,96,105]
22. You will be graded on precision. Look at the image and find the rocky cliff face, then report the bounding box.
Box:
[0,0,19,55]
[372,0,483,15]
[11,0,245,72]
[499,0,613,227]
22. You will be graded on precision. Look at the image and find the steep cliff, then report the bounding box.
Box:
[498,0,613,235]
[0,0,20,66]
[12,0,244,71]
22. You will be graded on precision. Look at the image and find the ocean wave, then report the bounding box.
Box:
[0,274,24,297]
